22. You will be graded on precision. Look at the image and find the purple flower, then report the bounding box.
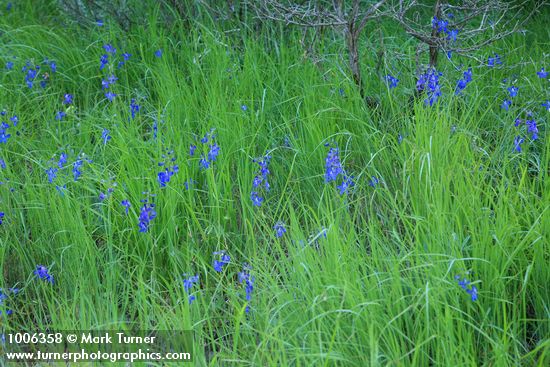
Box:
[455,275,478,301]
[63,93,73,105]
[208,143,220,162]
[368,176,379,187]
[386,74,399,89]
[100,54,108,70]
[130,99,140,119]
[274,221,286,238]
[189,144,197,156]
[46,167,58,183]
[488,53,502,67]
[105,91,117,102]
[0,212,4,225]
[536,67,548,79]
[501,99,511,111]
[55,111,66,120]
[250,191,263,207]
[182,274,199,305]
[101,128,111,145]
[6,61,13,70]
[514,136,524,152]
[121,200,131,214]
[238,265,254,313]
[34,265,54,284]
[213,251,230,272]
[72,159,84,181]
[325,147,343,183]
[542,100,550,112]
[138,202,156,232]
[336,175,355,195]
[58,153,67,168]
[241,104,248,111]
[526,115,538,140]
[104,44,116,55]
[507,86,518,98]
[154,49,162,58]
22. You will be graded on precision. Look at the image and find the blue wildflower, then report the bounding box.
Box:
[325,146,343,183]
[154,49,163,58]
[138,202,156,232]
[100,54,108,70]
[526,114,538,140]
[238,265,255,313]
[46,167,58,183]
[0,159,5,169]
[72,159,83,181]
[104,44,116,55]
[199,155,210,170]
[130,99,140,119]
[63,94,73,105]
[501,99,511,111]
[455,275,478,301]
[536,67,547,79]
[55,111,66,120]
[213,251,230,272]
[514,136,524,152]
[250,191,263,207]
[386,74,399,89]
[368,176,379,187]
[6,62,13,70]
[274,221,286,238]
[105,91,117,102]
[96,19,104,26]
[417,67,442,106]
[101,128,111,145]
[542,100,550,112]
[50,61,56,73]
[189,144,197,156]
[0,212,4,225]
[488,53,502,67]
[58,152,67,168]
[34,265,54,284]
[507,86,519,98]
[336,175,355,195]
[121,200,131,214]
[182,274,199,305]
[208,143,220,162]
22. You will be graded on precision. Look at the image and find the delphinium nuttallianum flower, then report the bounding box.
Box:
[0,211,4,225]
[455,275,479,301]
[157,148,178,188]
[238,265,255,314]
[385,74,399,89]
[0,287,18,316]
[129,98,140,119]
[101,128,111,145]
[250,154,271,207]
[121,200,131,214]
[542,100,550,112]
[274,221,286,238]
[182,274,199,305]
[324,143,354,195]
[192,129,220,170]
[537,67,548,79]
[213,251,230,272]
[138,199,156,233]
[487,53,502,67]
[0,113,18,144]
[455,67,473,95]
[417,68,443,106]
[34,265,54,284]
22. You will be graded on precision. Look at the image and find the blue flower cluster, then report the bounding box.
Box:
[182,274,200,305]
[455,275,478,301]
[324,143,354,195]
[35,265,54,284]
[455,67,472,95]
[0,113,17,144]
[238,265,255,314]
[417,67,442,106]
[190,129,220,170]
[157,149,178,188]
[213,251,230,272]
[250,154,271,207]
[0,287,18,316]
[138,199,156,233]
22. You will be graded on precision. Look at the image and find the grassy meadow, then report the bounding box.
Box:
[0,1,549,366]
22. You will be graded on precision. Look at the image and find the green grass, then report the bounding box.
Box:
[0,3,548,366]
